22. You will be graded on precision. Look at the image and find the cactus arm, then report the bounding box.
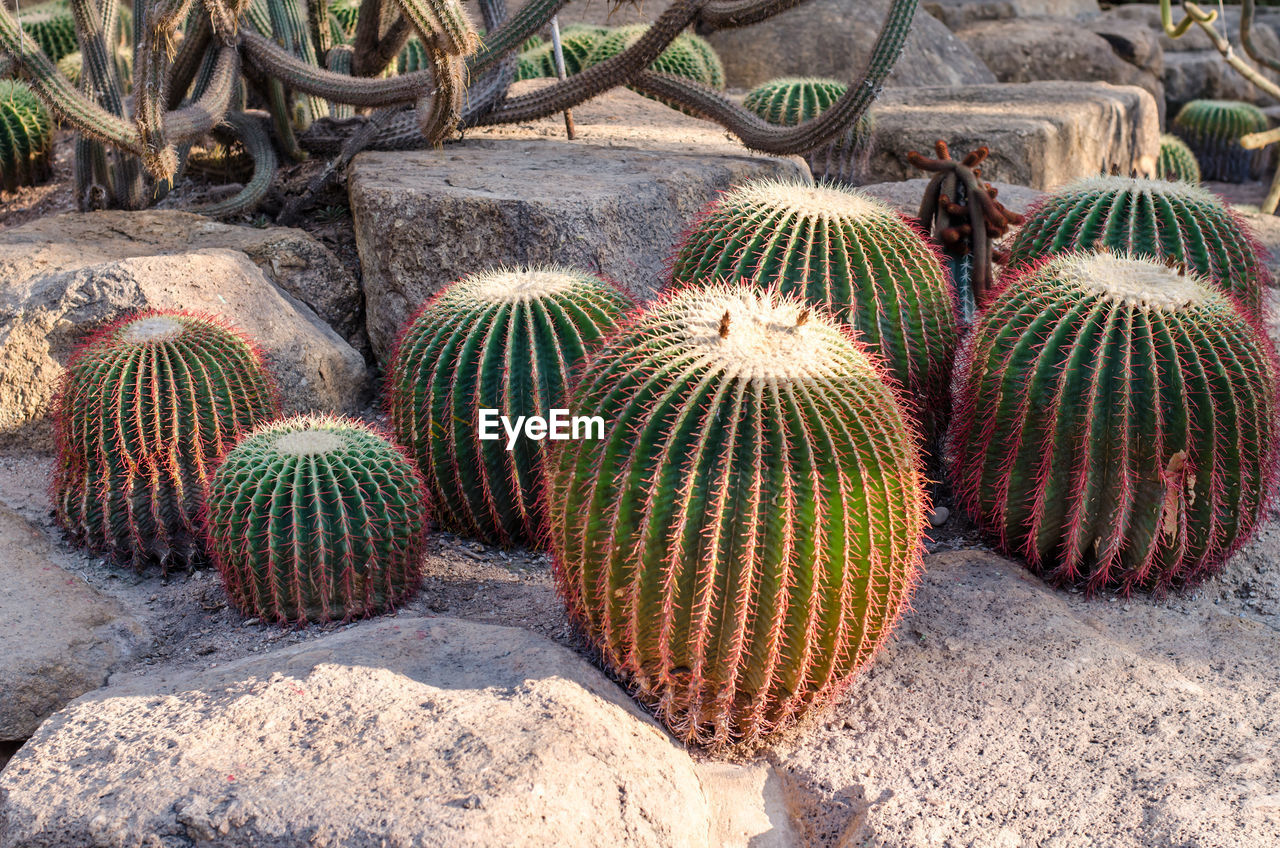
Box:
[164,45,238,140]
[396,0,476,57]
[467,0,568,73]
[1240,0,1280,73]
[135,0,198,182]
[307,0,332,59]
[695,0,815,32]
[350,0,385,74]
[353,15,413,77]
[1158,0,1206,38]
[194,110,277,217]
[266,0,328,124]
[167,11,212,107]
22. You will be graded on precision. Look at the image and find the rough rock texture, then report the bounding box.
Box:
[0,505,151,741]
[859,178,1044,218]
[865,82,1160,189]
[925,0,1100,29]
[0,616,788,848]
[1234,207,1280,280]
[0,248,368,447]
[705,0,996,90]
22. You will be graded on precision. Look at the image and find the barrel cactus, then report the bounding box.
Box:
[1172,99,1270,182]
[19,3,78,62]
[670,178,958,441]
[950,251,1279,594]
[587,25,724,88]
[1005,176,1269,314]
[549,284,926,746]
[743,77,871,184]
[1156,133,1201,184]
[388,266,634,548]
[53,311,279,571]
[0,80,53,191]
[517,26,603,79]
[206,415,428,624]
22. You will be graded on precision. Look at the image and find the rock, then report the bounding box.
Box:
[773,549,1280,846]
[925,0,1100,30]
[705,0,996,91]
[1232,207,1280,280]
[0,505,151,741]
[864,82,1160,189]
[0,247,368,448]
[0,616,786,847]
[858,178,1045,218]
[928,506,951,527]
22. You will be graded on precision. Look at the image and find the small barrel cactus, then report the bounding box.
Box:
[743,77,871,184]
[1005,176,1269,314]
[950,251,1279,594]
[206,416,428,623]
[670,178,958,441]
[327,0,361,40]
[1172,99,1269,182]
[1156,133,1201,184]
[517,26,603,79]
[19,3,79,62]
[549,284,926,746]
[53,311,279,571]
[0,80,53,192]
[388,266,634,548]
[587,25,724,88]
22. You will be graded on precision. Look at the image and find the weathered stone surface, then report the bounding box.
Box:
[0,616,777,848]
[925,0,1099,30]
[1233,207,1280,280]
[864,82,1160,189]
[706,0,995,90]
[0,247,368,447]
[0,505,151,741]
[859,178,1044,218]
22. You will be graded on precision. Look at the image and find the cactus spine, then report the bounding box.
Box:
[950,252,1279,594]
[389,267,634,548]
[670,178,958,441]
[1005,176,1269,314]
[1172,99,1270,182]
[205,415,428,623]
[1156,133,1201,184]
[0,80,53,191]
[53,311,279,571]
[743,77,870,184]
[550,285,926,746]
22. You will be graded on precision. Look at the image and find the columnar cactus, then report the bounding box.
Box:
[1172,99,1270,182]
[1005,176,1269,314]
[587,24,724,88]
[205,415,428,623]
[743,77,870,184]
[388,266,634,548]
[670,178,958,441]
[549,284,926,746]
[1156,133,1201,184]
[0,80,53,191]
[950,252,1279,594]
[53,311,279,571]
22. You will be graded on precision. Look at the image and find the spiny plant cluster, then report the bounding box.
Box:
[1172,99,1270,182]
[1156,133,1201,184]
[0,79,54,191]
[743,77,870,184]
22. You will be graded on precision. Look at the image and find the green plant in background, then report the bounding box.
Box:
[950,251,1279,595]
[549,284,926,746]
[18,2,80,63]
[205,415,428,624]
[587,24,724,88]
[388,266,634,548]
[670,178,958,443]
[1156,133,1202,184]
[53,311,279,572]
[1171,99,1270,182]
[1004,176,1269,314]
[0,79,53,191]
[743,77,870,184]
[515,25,600,80]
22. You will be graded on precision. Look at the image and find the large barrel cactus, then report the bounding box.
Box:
[950,252,1279,594]
[549,284,926,746]
[389,266,634,548]
[53,311,279,571]
[0,80,53,191]
[1156,133,1201,184]
[743,77,871,184]
[670,178,958,441]
[18,3,79,62]
[206,416,428,624]
[1005,176,1269,314]
[1172,99,1270,182]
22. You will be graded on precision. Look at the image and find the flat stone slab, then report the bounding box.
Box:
[0,505,151,740]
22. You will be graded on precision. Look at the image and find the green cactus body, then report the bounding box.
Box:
[1172,99,1269,182]
[398,37,429,74]
[549,284,926,746]
[670,178,958,442]
[56,48,134,93]
[53,312,280,571]
[389,267,634,548]
[0,80,53,191]
[950,252,1279,594]
[19,3,78,62]
[588,25,724,88]
[1005,176,1269,314]
[327,0,361,40]
[1156,133,1201,184]
[205,415,428,623]
[517,26,603,79]
[744,77,871,185]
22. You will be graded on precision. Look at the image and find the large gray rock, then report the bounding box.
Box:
[864,82,1161,189]
[0,616,792,847]
[705,0,996,90]
[0,505,151,741]
[925,0,1100,29]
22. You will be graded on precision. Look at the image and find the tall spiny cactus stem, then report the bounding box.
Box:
[670,178,958,442]
[1156,133,1202,184]
[53,311,280,572]
[949,252,1279,595]
[549,284,926,747]
[205,415,429,624]
[389,267,634,548]
[1172,99,1270,182]
[1004,176,1269,315]
[0,80,53,191]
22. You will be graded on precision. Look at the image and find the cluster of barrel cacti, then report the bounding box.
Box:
[1172,99,1271,182]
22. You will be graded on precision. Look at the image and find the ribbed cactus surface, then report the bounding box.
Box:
[389,267,634,548]
[587,25,724,88]
[53,312,279,571]
[743,78,871,184]
[1172,99,1269,182]
[206,416,428,623]
[550,285,925,746]
[1156,133,1201,184]
[950,252,1279,594]
[516,26,602,79]
[19,3,79,62]
[671,178,958,441]
[0,80,53,191]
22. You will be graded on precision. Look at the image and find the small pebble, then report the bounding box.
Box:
[928,506,950,527]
